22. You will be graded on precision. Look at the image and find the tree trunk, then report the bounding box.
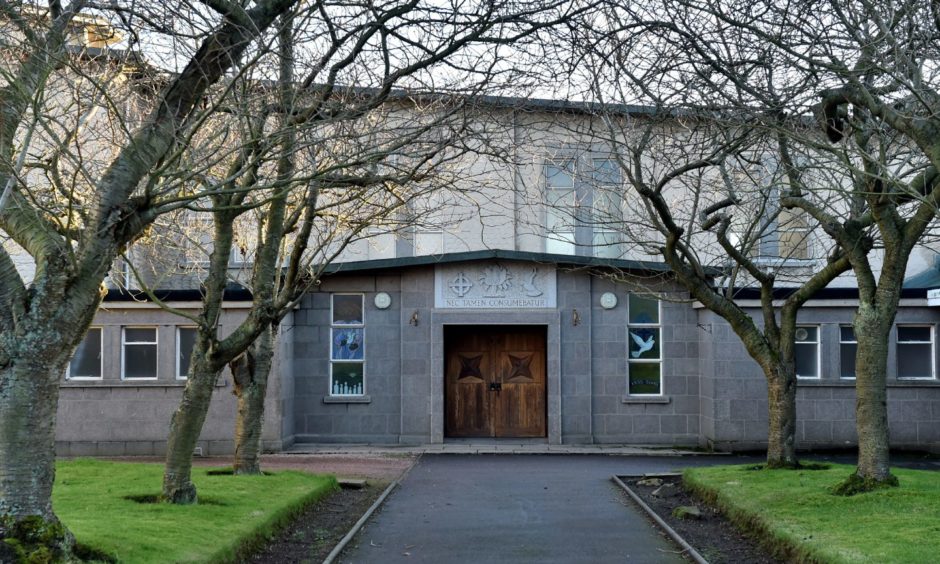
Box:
[0,358,75,561]
[230,326,275,475]
[765,366,798,468]
[162,354,219,504]
[837,307,897,494]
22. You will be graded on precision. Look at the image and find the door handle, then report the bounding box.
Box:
[489,382,502,392]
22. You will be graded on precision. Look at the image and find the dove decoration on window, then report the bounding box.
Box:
[629,331,655,358]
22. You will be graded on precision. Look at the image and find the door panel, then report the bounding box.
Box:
[445,349,491,437]
[444,326,546,438]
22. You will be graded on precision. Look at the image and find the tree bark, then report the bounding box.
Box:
[231,326,275,475]
[0,356,75,561]
[842,306,897,491]
[162,351,220,504]
[765,366,798,468]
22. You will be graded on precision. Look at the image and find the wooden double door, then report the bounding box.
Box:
[444,325,547,438]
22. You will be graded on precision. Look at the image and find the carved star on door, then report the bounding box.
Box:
[506,353,534,383]
[458,353,484,382]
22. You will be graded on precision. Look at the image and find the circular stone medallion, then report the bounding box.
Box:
[374,292,392,309]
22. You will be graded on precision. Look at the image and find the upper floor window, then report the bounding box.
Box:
[544,158,622,258]
[411,191,446,256]
[591,159,623,259]
[897,325,935,379]
[726,164,812,262]
[545,161,577,255]
[67,327,102,380]
[776,208,810,260]
[627,294,661,395]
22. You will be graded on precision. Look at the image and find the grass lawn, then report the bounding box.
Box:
[684,463,940,563]
[54,459,336,563]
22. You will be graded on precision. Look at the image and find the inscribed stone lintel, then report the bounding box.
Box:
[434,261,557,309]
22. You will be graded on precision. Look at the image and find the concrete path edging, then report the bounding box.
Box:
[322,480,399,564]
[323,453,422,563]
[611,475,709,564]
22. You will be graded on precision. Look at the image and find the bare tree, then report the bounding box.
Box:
[0,0,339,557]
[535,103,851,466]
[140,1,594,502]
[576,0,940,489]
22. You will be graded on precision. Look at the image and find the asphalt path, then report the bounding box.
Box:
[338,454,756,563]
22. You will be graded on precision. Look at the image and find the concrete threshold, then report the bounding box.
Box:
[281,443,721,456]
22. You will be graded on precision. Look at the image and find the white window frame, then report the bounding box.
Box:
[66,327,103,381]
[121,326,158,380]
[544,159,577,255]
[544,156,625,258]
[839,325,857,380]
[627,294,663,396]
[794,325,821,380]
[590,158,622,259]
[330,294,366,396]
[176,326,197,380]
[896,324,936,380]
[412,191,446,256]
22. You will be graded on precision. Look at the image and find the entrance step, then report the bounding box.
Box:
[282,443,724,456]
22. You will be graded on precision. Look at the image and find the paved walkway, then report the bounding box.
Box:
[338,454,730,563]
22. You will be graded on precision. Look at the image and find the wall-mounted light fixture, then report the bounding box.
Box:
[409,310,420,326]
[572,308,581,326]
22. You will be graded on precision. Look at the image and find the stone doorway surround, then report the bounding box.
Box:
[430,311,562,444]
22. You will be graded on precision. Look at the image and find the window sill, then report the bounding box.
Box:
[323,395,372,404]
[61,380,227,388]
[797,379,852,387]
[797,379,940,388]
[751,257,816,268]
[622,395,670,404]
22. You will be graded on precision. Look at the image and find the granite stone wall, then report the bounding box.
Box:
[588,276,701,446]
[55,307,285,456]
[59,263,940,454]
[699,304,940,452]
[291,273,404,443]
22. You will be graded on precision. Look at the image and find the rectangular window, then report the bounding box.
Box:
[177,327,197,379]
[591,159,622,259]
[122,327,157,379]
[545,161,577,255]
[794,326,819,379]
[897,325,935,379]
[628,294,661,395]
[331,294,365,395]
[777,208,810,260]
[545,157,625,258]
[67,327,102,380]
[840,325,856,379]
[412,191,446,256]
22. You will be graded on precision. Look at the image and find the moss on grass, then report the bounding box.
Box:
[53,459,336,563]
[684,463,940,564]
[831,472,899,496]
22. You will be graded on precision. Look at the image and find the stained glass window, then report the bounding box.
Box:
[330,294,365,395]
[628,295,661,395]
